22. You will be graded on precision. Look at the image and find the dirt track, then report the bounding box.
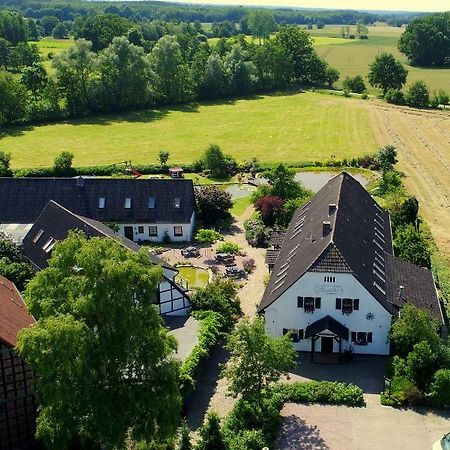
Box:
[365,101,450,261]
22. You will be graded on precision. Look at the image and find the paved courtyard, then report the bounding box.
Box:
[277,354,450,450]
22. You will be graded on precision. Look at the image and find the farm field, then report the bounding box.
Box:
[309,25,450,93]
[0,91,378,168]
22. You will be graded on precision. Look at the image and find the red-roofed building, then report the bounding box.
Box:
[0,275,37,449]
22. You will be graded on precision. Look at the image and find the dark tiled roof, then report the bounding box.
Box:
[305,315,349,340]
[385,253,443,323]
[22,201,174,271]
[0,276,35,347]
[265,249,280,266]
[0,177,195,224]
[269,231,286,248]
[259,172,394,313]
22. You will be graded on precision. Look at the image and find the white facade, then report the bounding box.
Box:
[264,271,393,355]
[117,212,195,243]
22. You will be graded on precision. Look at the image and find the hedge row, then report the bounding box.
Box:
[273,380,364,407]
[11,156,377,178]
[179,310,224,397]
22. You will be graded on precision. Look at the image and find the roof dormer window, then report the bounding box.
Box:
[98,197,105,209]
[124,198,131,209]
[148,197,155,209]
[174,197,181,208]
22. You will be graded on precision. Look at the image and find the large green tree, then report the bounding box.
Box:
[266,164,305,200]
[148,35,192,104]
[97,36,149,111]
[368,52,408,95]
[393,224,431,268]
[53,39,96,114]
[390,304,440,357]
[247,11,276,44]
[0,72,27,125]
[223,317,296,401]
[0,10,28,45]
[399,12,450,67]
[17,232,181,449]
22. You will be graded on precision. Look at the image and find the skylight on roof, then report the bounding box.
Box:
[98,197,105,209]
[373,261,385,276]
[373,239,384,252]
[291,227,303,240]
[148,197,155,209]
[32,229,44,244]
[373,281,386,295]
[288,243,300,255]
[276,265,290,278]
[373,269,385,283]
[42,237,56,253]
[174,197,181,208]
[124,198,131,209]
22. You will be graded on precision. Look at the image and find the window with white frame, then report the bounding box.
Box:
[138,226,144,234]
[124,198,131,209]
[336,298,359,314]
[174,197,181,208]
[283,328,304,343]
[174,226,183,236]
[98,197,105,209]
[351,331,372,345]
[149,226,158,236]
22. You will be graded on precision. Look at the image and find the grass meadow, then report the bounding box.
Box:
[309,25,450,93]
[0,91,378,168]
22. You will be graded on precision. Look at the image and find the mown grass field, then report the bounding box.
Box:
[0,91,378,168]
[309,25,450,93]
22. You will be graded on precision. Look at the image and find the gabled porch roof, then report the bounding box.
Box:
[305,315,349,340]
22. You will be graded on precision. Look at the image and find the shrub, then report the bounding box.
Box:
[195,186,233,228]
[216,241,241,255]
[0,151,13,177]
[226,429,267,450]
[242,258,255,273]
[254,195,284,225]
[394,224,431,268]
[429,369,450,408]
[378,170,403,197]
[196,412,226,450]
[244,217,269,247]
[343,75,366,94]
[406,80,430,107]
[385,88,405,105]
[177,421,191,450]
[380,376,416,407]
[53,151,75,176]
[406,341,439,391]
[195,228,224,244]
[274,381,364,407]
[201,144,237,179]
[189,278,241,328]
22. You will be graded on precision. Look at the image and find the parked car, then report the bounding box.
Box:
[433,432,450,450]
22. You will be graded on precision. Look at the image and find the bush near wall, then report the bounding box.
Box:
[179,311,225,397]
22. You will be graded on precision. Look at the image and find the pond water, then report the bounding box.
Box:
[223,183,256,200]
[177,266,209,290]
[294,171,369,192]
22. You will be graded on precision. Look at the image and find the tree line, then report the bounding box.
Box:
[0,23,340,126]
[1,0,425,27]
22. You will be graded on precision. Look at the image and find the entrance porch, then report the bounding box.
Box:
[305,315,349,364]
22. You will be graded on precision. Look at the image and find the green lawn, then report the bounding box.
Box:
[0,91,379,168]
[231,196,253,217]
[309,25,450,93]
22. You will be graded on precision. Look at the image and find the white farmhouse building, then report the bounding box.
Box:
[22,201,191,316]
[259,172,445,360]
[0,177,196,243]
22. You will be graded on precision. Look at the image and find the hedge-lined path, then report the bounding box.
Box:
[183,204,269,429]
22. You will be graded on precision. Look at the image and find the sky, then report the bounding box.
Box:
[153,0,449,13]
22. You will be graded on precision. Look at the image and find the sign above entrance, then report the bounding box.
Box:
[314,285,343,295]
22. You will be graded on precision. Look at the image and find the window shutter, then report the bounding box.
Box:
[297,296,304,308]
[351,332,356,342]
[367,332,373,343]
[283,328,288,335]
[292,331,300,343]
[336,298,342,309]
[353,299,360,310]
[315,297,321,309]
[298,329,304,340]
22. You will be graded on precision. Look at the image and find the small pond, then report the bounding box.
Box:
[223,183,256,200]
[177,266,209,290]
[294,171,369,192]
